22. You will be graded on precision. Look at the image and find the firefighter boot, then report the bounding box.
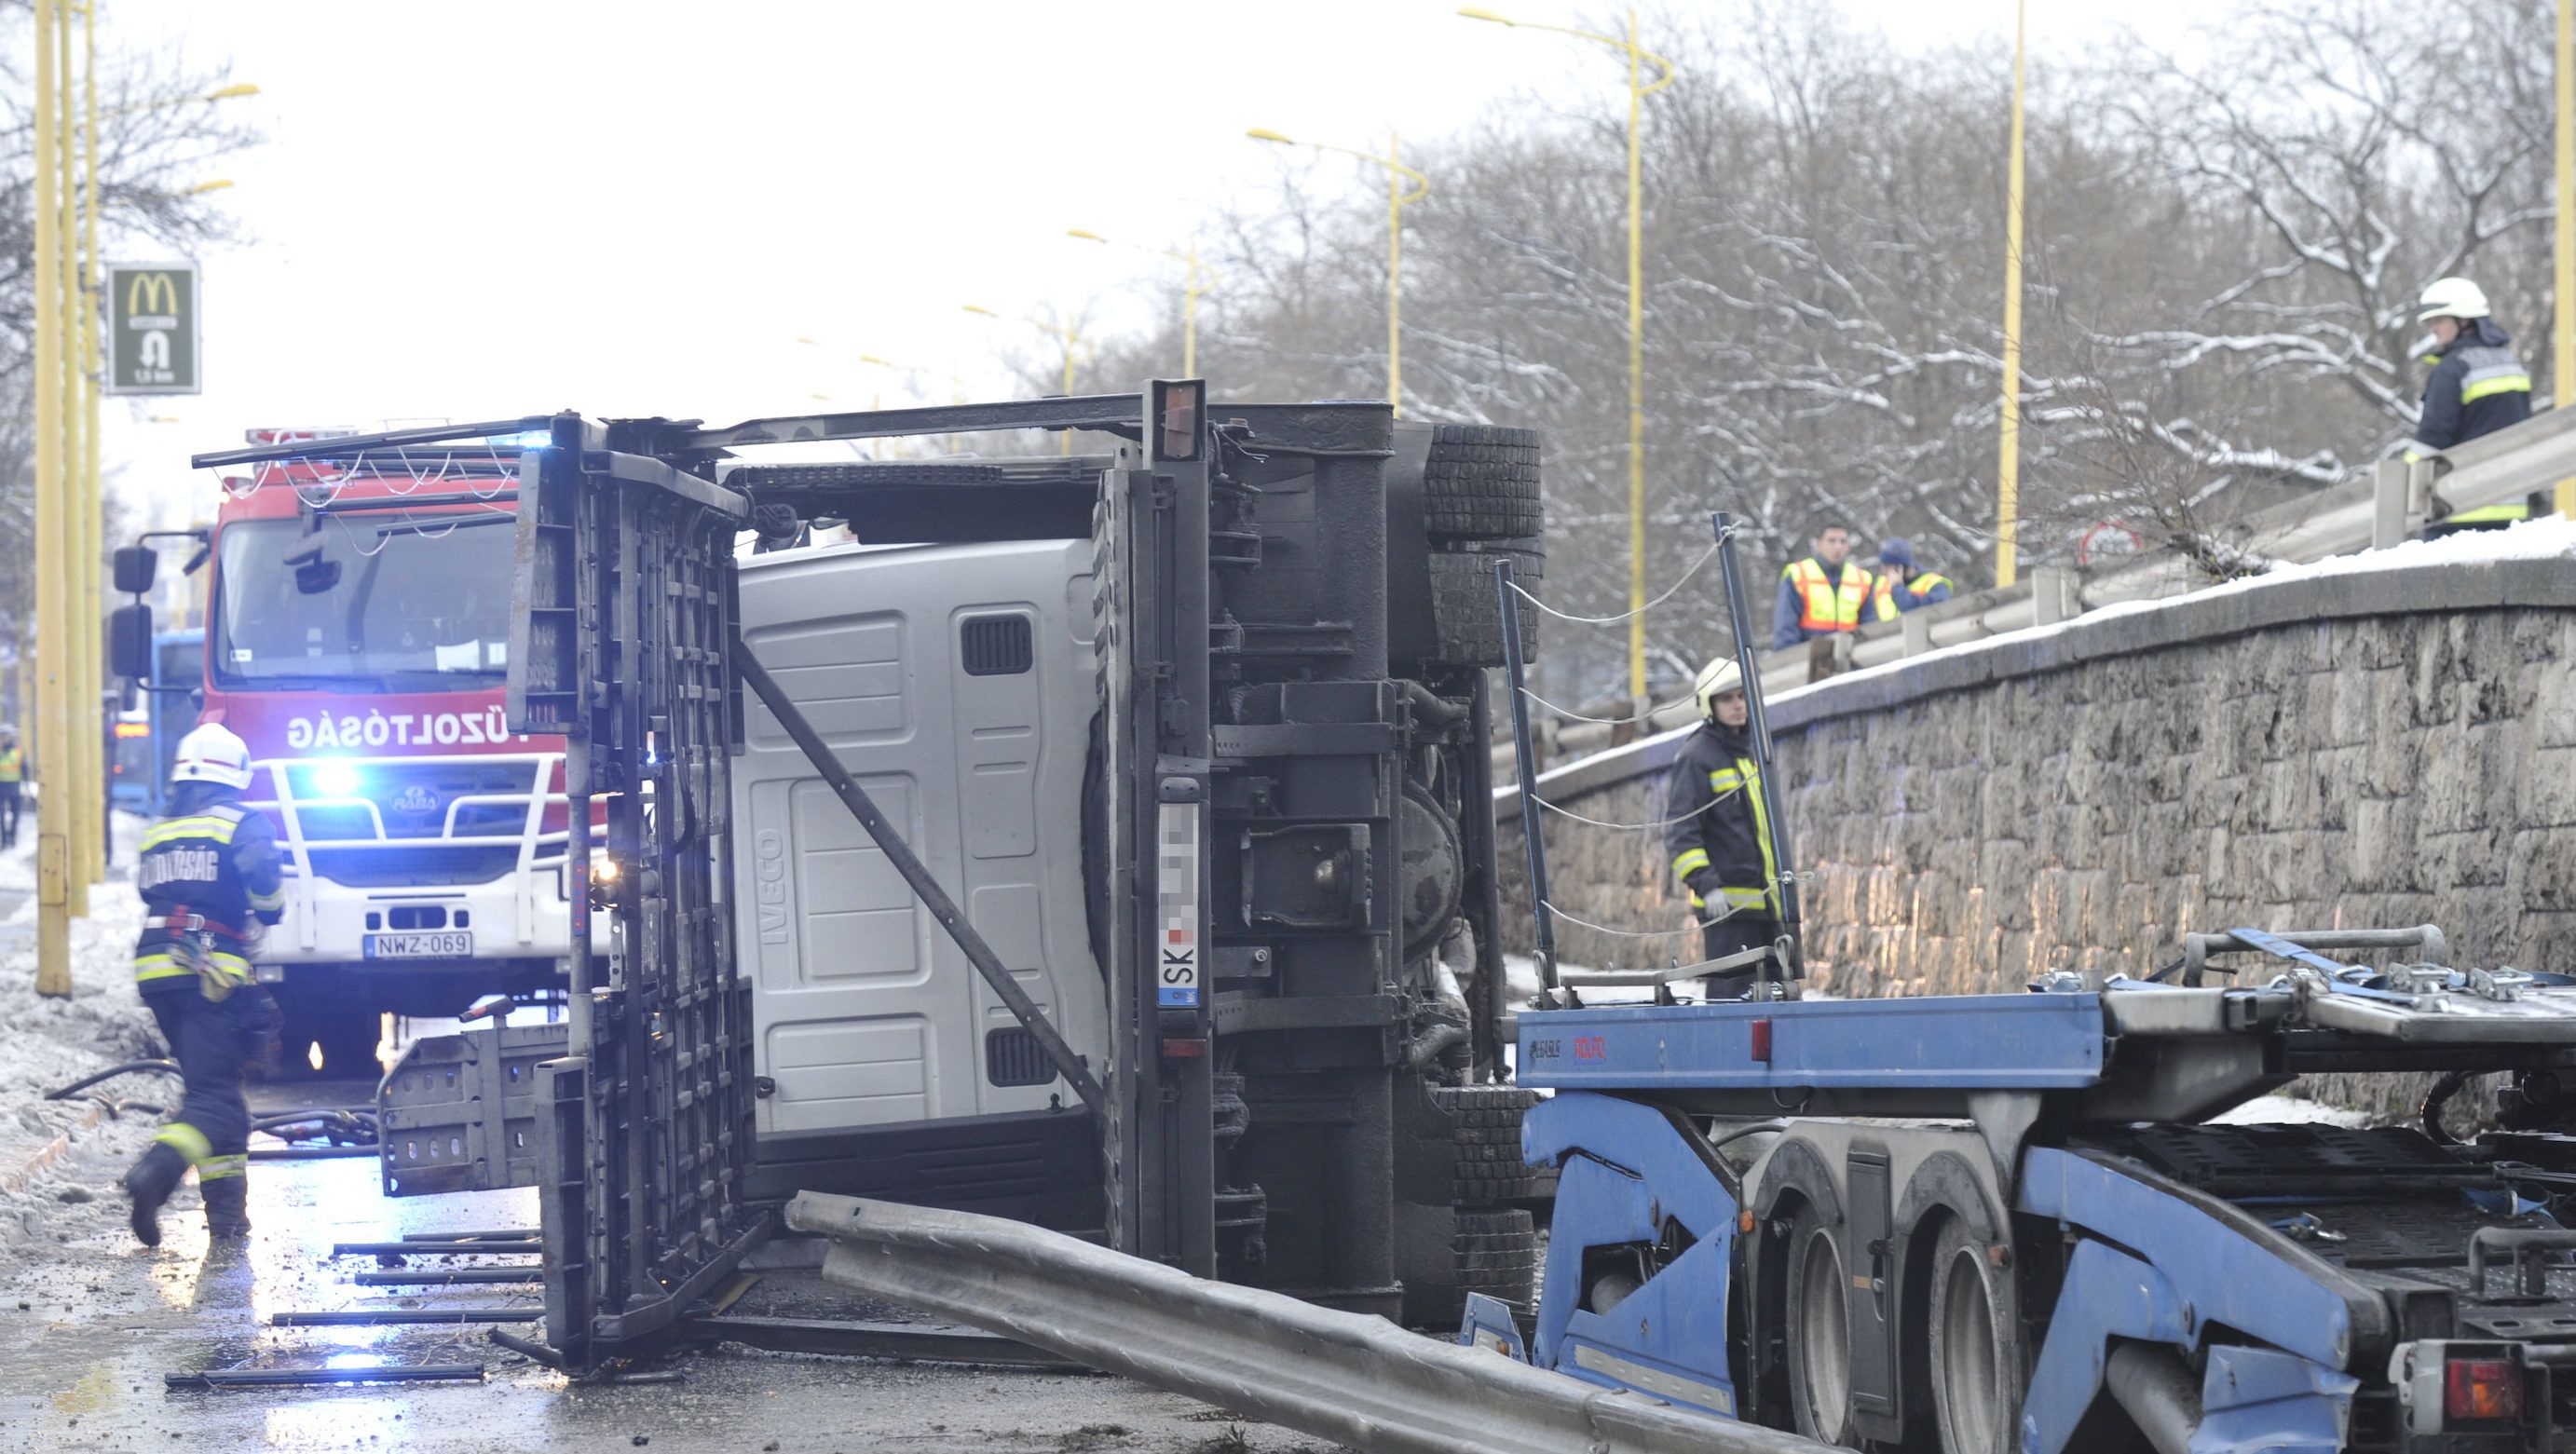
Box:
[200,1175,251,1240]
[122,1144,189,1248]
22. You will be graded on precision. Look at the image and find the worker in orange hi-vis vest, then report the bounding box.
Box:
[1770,523,1874,650]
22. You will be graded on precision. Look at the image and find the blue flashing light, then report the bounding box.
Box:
[494,428,553,450]
[312,761,362,797]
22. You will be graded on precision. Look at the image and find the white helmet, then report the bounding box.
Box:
[171,723,253,790]
[2417,277,2491,324]
[1694,656,1745,722]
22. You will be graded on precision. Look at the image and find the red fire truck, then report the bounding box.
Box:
[194,429,577,1073]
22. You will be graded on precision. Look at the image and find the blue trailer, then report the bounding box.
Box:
[1468,927,2576,1451]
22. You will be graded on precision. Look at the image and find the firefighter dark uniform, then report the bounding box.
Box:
[122,725,284,1246]
[1771,555,1874,649]
[2406,277,2543,533]
[1662,659,1787,999]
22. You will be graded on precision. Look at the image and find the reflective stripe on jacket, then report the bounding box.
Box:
[0,746,21,782]
[2407,320,2532,468]
[1661,723,1779,918]
[134,783,285,988]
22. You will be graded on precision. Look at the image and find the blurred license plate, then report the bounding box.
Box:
[363,931,472,959]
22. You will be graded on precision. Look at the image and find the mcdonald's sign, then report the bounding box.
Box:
[104,262,200,395]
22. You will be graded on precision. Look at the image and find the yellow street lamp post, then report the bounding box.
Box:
[32,0,70,992]
[57,0,92,913]
[103,80,259,119]
[2557,0,2575,519]
[78,0,119,892]
[1066,229,1213,376]
[1247,128,1428,417]
[1457,7,1674,706]
[1997,0,2029,588]
[963,306,1088,455]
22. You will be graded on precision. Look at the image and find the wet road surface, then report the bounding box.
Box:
[1,1059,1332,1453]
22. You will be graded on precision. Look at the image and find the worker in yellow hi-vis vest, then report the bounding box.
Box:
[1769,523,1874,649]
[0,722,25,850]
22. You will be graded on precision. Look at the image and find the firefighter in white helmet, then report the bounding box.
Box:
[2407,277,2546,533]
[120,722,285,1247]
[1660,657,1791,998]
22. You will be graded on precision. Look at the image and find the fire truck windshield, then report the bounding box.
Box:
[212,516,513,690]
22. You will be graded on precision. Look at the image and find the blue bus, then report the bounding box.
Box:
[111,628,202,818]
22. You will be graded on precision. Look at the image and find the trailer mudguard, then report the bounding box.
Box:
[2016,1147,2362,1454]
[1519,1093,1744,1419]
[2193,1346,2361,1454]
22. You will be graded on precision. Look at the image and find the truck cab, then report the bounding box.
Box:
[730,535,1110,1218]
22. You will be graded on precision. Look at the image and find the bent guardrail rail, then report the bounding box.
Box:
[784,1191,1842,1454]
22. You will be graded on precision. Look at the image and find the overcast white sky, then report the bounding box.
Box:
[94,0,2215,522]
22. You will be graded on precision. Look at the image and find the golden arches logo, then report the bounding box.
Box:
[126,272,180,316]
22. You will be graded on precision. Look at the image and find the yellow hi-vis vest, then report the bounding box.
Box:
[1783,558,1873,633]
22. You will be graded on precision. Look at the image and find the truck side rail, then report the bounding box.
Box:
[784,1191,1838,1454]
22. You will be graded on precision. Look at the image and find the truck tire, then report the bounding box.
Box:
[1435,1084,1556,1204]
[1927,1216,2021,1454]
[1423,425,1543,542]
[1401,1206,1538,1330]
[1784,1204,1860,1447]
[1426,546,1542,667]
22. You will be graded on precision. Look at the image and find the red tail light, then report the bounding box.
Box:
[2445,1357,2523,1424]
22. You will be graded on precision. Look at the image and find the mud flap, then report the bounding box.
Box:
[1460,1292,1529,1360]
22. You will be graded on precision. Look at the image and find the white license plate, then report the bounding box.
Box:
[362,931,473,959]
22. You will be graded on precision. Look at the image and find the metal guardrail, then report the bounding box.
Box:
[1522,409,2576,765]
[784,1192,1841,1454]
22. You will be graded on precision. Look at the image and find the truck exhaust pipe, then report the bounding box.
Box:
[2106,1340,2202,1454]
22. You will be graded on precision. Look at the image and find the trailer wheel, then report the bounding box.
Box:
[1928,1216,2020,1454]
[1784,1205,1859,1446]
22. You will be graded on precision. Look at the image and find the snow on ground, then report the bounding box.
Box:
[0,815,173,1267]
[2210,1089,2374,1128]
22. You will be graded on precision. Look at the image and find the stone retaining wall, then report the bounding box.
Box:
[1498,554,2576,1121]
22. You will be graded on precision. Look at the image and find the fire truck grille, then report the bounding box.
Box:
[307,846,520,887]
[283,761,539,841]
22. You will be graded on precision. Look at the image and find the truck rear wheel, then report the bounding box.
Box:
[1399,1206,1538,1331]
[1435,1083,1555,1205]
[1784,1204,1859,1446]
[1422,425,1544,542]
[1425,545,1542,667]
[1928,1216,2020,1454]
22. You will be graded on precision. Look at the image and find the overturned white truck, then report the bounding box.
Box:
[332,389,1552,1359]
